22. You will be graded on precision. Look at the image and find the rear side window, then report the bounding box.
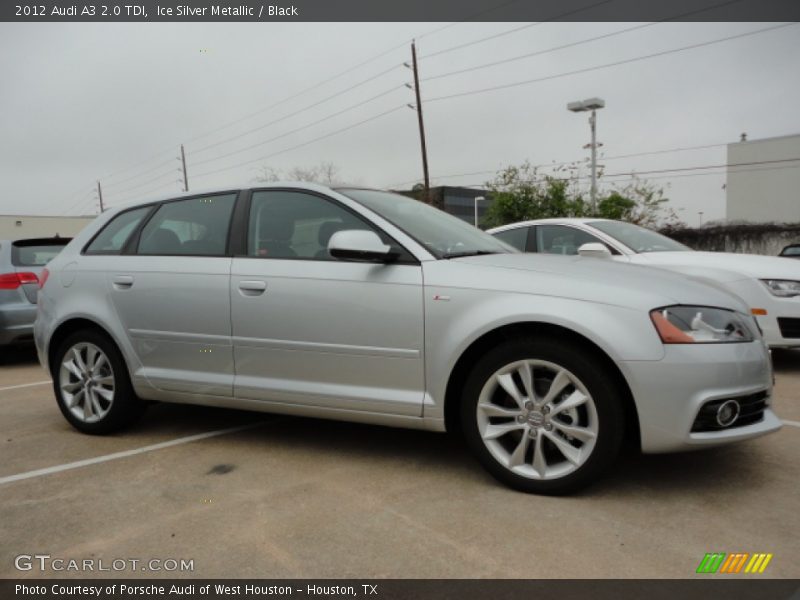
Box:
[85,207,151,255]
[12,239,69,266]
[536,225,615,255]
[137,194,236,256]
[492,227,530,252]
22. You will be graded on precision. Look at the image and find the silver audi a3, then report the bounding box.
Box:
[34,184,781,494]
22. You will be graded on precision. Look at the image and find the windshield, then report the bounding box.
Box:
[338,189,514,259]
[589,220,690,253]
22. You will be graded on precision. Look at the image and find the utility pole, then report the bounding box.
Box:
[96,181,104,213]
[180,144,189,192]
[589,109,598,207]
[409,41,430,204]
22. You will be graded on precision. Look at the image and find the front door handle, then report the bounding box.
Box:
[238,280,267,296]
[112,275,134,289]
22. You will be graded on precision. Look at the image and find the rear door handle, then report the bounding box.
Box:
[238,280,267,295]
[112,275,134,289]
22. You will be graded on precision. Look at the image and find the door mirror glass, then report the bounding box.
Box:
[578,242,612,258]
[329,230,396,262]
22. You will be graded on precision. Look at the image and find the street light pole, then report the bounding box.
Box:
[474,196,484,228]
[567,97,605,211]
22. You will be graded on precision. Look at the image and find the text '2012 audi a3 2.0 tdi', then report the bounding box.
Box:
[34,184,781,494]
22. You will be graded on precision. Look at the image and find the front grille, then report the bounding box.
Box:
[778,317,800,339]
[691,391,768,432]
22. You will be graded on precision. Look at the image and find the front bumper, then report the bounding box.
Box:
[620,340,780,453]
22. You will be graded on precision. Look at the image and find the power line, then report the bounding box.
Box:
[452,156,800,188]
[415,0,529,41]
[189,64,403,156]
[193,105,405,180]
[61,191,98,217]
[183,46,409,148]
[390,141,733,188]
[425,23,798,104]
[101,156,175,189]
[419,0,616,60]
[601,156,800,178]
[190,84,403,167]
[421,0,745,83]
[97,147,176,183]
[108,165,181,198]
[88,38,413,188]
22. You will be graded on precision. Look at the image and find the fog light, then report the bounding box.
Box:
[716,400,740,427]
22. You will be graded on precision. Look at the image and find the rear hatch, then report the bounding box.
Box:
[9,238,70,303]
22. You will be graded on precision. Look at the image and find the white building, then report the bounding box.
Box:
[0,215,95,240]
[726,133,800,223]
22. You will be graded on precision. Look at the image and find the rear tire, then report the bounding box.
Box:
[460,337,624,495]
[53,329,145,434]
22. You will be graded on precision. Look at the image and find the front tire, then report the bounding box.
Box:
[53,329,145,434]
[461,337,625,494]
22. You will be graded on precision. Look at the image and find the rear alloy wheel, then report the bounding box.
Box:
[60,342,115,424]
[461,339,624,494]
[54,330,145,434]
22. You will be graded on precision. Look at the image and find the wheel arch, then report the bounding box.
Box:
[47,318,125,378]
[443,321,641,451]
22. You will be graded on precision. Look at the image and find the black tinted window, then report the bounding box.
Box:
[248,190,386,260]
[536,225,606,255]
[492,227,530,251]
[12,239,68,266]
[137,194,236,256]
[85,207,151,255]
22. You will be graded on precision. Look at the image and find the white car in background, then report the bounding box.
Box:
[488,218,800,348]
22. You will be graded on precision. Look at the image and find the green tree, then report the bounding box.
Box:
[484,162,589,228]
[484,161,682,228]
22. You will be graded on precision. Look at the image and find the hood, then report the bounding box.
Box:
[423,252,749,313]
[630,251,800,282]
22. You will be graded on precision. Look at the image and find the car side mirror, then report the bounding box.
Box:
[578,242,612,258]
[328,230,397,263]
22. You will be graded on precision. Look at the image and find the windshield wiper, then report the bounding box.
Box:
[442,250,503,259]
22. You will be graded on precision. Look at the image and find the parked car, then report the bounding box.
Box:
[489,218,800,348]
[0,237,69,346]
[35,185,779,494]
[779,244,800,259]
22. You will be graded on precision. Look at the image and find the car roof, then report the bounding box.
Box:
[106,181,348,212]
[487,218,611,233]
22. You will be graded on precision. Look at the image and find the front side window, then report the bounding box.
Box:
[85,207,152,255]
[247,190,410,261]
[536,225,607,255]
[137,194,236,256]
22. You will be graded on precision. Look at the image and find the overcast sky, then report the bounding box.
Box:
[1,20,798,224]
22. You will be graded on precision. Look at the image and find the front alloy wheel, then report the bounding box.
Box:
[476,359,598,481]
[461,338,624,494]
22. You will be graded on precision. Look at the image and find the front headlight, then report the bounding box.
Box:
[650,305,755,343]
[761,279,800,298]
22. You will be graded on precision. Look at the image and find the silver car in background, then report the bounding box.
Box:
[34,185,780,494]
[1,237,69,346]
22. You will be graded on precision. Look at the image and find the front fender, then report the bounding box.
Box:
[422,287,664,420]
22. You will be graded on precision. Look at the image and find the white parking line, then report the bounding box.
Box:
[783,419,800,428]
[0,380,51,392]
[0,421,268,486]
